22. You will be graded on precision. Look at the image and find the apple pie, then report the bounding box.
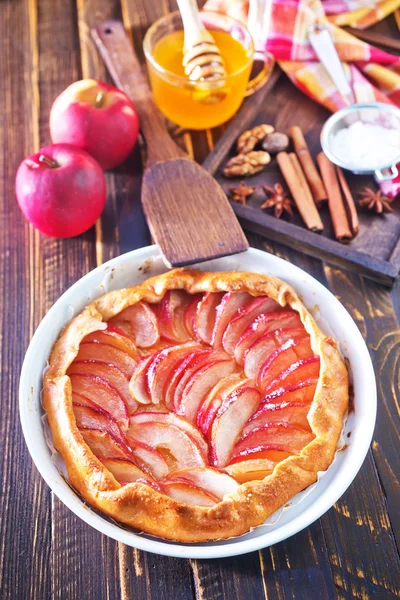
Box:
[43,268,348,542]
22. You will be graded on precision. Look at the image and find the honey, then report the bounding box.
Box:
[147,29,252,129]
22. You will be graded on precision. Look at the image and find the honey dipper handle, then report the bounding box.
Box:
[92,21,186,167]
[176,0,207,43]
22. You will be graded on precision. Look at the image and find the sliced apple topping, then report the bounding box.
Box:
[69,373,129,426]
[177,357,237,422]
[257,334,311,390]
[129,353,157,405]
[80,429,130,459]
[76,342,137,378]
[210,384,261,467]
[164,348,209,410]
[123,439,169,480]
[68,360,137,415]
[230,424,315,463]
[73,404,125,443]
[184,293,203,338]
[155,290,194,343]
[225,458,277,483]
[165,467,239,499]
[146,342,201,405]
[160,480,218,507]
[127,422,207,472]
[196,373,243,436]
[211,292,252,348]
[129,412,208,460]
[234,311,302,365]
[222,297,282,354]
[243,401,311,435]
[109,301,159,347]
[84,325,139,360]
[100,458,151,484]
[262,356,320,395]
[171,349,218,412]
[194,292,224,343]
[262,379,318,405]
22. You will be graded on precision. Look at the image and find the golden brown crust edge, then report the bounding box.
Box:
[43,268,348,543]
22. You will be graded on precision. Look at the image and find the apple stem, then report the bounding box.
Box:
[95,92,105,108]
[38,155,59,169]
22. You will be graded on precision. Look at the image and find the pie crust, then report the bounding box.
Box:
[43,269,348,542]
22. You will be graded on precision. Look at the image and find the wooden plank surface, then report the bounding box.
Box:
[0,1,399,599]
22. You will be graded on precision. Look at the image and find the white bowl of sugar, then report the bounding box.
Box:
[321,102,400,182]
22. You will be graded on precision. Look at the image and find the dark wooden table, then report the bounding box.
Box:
[1,1,399,598]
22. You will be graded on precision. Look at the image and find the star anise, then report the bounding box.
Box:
[358,187,393,214]
[228,181,257,205]
[261,183,294,218]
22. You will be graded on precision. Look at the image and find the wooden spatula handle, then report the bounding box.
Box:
[92,21,186,166]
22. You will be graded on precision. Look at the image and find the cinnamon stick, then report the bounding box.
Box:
[276,152,323,232]
[316,152,352,242]
[289,126,327,205]
[336,167,359,236]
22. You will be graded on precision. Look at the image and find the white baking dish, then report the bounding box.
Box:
[19,245,376,559]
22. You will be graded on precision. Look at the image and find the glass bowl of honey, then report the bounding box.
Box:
[143,11,274,130]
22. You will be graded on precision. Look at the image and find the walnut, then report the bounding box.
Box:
[223,151,271,177]
[237,124,274,154]
[262,132,289,154]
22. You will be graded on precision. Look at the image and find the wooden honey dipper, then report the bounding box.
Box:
[177,0,227,89]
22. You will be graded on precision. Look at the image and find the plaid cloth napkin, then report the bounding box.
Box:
[325,0,400,30]
[205,0,400,111]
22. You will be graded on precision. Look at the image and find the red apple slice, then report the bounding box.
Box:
[211,292,251,348]
[127,422,207,471]
[68,360,137,415]
[126,439,169,480]
[194,292,224,343]
[135,478,164,493]
[184,293,203,338]
[160,480,217,506]
[166,467,239,499]
[225,458,277,483]
[129,411,208,460]
[156,290,194,343]
[231,424,315,462]
[84,325,139,360]
[80,429,130,459]
[222,297,282,354]
[263,356,320,394]
[109,301,159,347]
[129,353,157,404]
[171,349,221,412]
[257,333,310,389]
[262,378,318,405]
[243,332,278,379]
[73,403,126,444]
[196,373,243,435]
[210,385,261,467]
[69,373,129,425]
[234,311,302,364]
[178,358,237,422]
[164,348,209,410]
[76,342,137,378]
[100,458,151,484]
[147,342,200,405]
[243,401,311,435]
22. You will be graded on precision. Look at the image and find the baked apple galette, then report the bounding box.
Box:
[43,269,348,542]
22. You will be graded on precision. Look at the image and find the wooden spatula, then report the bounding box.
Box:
[92,21,248,267]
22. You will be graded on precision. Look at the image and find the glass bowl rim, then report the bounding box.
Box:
[321,102,400,173]
[143,9,255,85]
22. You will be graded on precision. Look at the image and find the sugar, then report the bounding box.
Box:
[330,120,400,169]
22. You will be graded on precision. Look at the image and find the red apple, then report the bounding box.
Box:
[15,143,106,238]
[50,79,139,170]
